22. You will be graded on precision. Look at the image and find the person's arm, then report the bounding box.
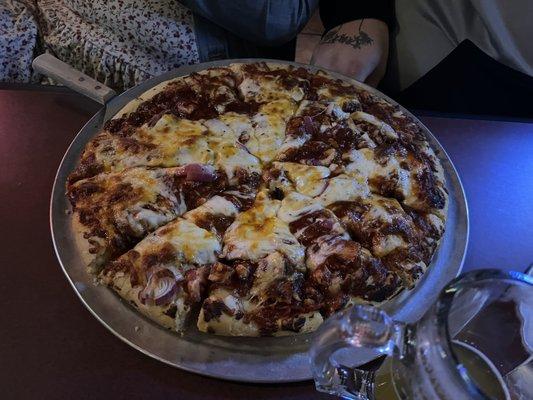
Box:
[312,1,394,86]
[180,0,318,46]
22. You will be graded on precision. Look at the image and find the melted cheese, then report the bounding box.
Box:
[277,133,310,156]
[344,148,379,179]
[259,99,297,121]
[184,195,238,224]
[351,111,398,139]
[351,195,411,257]
[151,115,206,137]
[219,113,255,138]
[222,193,305,266]
[306,236,349,271]
[276,162,330,197]
[238,78,261,100]
[203,118,238,141]
[197,288,259,336]
[250,252,288,300]
[238,74,305,103]
[246,113,286,162]
[139,219,221,266]
[373,235,405,257]
[318,174,370,206]
[139,115,215,166]
[209,137,261,182]
[73,167,186,239]
[345,148,417,207]
[325,102,350,120]
[278,192,322,223]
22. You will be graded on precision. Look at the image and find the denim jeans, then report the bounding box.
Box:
[181,0,318,61]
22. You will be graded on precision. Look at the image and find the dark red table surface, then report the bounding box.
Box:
[2,87,533,400]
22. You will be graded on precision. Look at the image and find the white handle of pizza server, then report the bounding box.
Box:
[32,53,116,105]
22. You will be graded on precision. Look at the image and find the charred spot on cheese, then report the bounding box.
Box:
[174,169,229,209]
[208,260,258,296]
[68,152,104,184]
[279,140,337,166]
[289,210,337,246]
[141,242,176,271]
[202,298,234,322]
[305,236,401,309]
[234,169,261,190]
[194,213,235,238]
[413,168,446,210]
[67,180,103,205]
[164,304,178,319]
[380,248,427,287]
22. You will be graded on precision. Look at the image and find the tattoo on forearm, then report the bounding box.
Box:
[321,19,374,50]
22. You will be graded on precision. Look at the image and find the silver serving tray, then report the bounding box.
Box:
[50,59,469,383]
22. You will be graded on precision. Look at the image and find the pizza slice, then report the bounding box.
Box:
[69,115,213,183]
[68,166,185,272]
[328,195,430,287]
[99,218,221,331]
[277,100,372,167]
[68,164,232,272]
[305,235,401,315]
[278,192,349,246]
[184,194,240,241]
[204,99,298,164]
[230,62,310,104]
[308,70,361,112]
[197,252,323,336]
[221,191,305,269]
[357,89,427,143]
[195,189,328,336]
[106,66,248,130]
[264,162,331,198]
[344,144,447,214]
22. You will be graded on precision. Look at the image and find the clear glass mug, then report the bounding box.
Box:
[310,269,533,400]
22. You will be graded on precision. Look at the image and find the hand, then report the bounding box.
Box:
[311,19,389,87]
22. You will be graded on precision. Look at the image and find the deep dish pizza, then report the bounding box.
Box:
[66,63,447,337]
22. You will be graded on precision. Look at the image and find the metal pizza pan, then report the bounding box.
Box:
[50,59,468,383]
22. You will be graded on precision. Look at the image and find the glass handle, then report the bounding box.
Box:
[310,305,403,400]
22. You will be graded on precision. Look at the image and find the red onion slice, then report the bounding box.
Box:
[184,164,217,182]
[302,115,318,136]
[139,272,178,306]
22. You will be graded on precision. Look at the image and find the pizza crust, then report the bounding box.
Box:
[71,213,104,273]
[197,305,323,337]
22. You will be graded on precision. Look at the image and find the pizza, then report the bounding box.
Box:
[66,62,448,336]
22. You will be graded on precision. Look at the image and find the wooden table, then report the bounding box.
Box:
[2,87,533,399]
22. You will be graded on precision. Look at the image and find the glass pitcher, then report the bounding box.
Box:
[310,269,533,400]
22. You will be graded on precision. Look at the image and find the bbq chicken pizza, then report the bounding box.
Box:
[66,63,447,337]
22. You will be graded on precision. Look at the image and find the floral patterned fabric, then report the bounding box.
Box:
[0,1,39,83]
[1,0,199,90]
